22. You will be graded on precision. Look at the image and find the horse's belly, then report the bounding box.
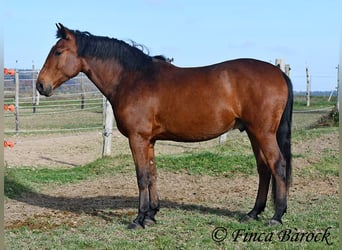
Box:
[156,111,237,142]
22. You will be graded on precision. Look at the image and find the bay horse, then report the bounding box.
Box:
[36,23,293,229]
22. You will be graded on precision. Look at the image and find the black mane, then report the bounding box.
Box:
[57,29,153,71]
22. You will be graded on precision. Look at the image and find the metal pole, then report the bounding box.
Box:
[15,70,19,134]
[80,73,85,109]
[32,63,37,113]
[306,67,310,107]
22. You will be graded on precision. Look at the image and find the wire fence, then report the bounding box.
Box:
[4,70,104,134]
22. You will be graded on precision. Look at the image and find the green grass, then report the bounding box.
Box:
[157,151,255,176]
[293,95,336,110]
[313,155,339,176]
[292,127,338,142]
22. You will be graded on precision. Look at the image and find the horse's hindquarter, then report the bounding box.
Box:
[225,59,289,133]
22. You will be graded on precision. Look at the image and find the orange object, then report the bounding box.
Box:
[4,104,14,112]
[4,140,15,148]
[8,104,15,112]
[4,68,15,76]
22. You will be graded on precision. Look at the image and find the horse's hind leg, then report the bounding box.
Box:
[242,132,271,221]
[259,135,287,224]
[245,129,287,225]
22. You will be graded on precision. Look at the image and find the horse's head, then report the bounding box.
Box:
[36,23,82,96]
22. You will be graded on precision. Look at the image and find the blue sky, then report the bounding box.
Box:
[3,0,340,91]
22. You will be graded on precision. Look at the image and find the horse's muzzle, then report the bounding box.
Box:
[36,81,53,97]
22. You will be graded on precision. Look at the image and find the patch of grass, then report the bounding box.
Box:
[4,174,33,199]
[312,154,339,176]
[157,151,255,176]
[292,127,338,143]
[293,95,336,110]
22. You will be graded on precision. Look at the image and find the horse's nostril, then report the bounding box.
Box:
[36,82,53,97]
[36,82,44,92]
[36,81,46,95]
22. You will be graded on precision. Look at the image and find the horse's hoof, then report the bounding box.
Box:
[240,214,257,223]
[143,218,156,227]
[267,219,282,226]
[127,217,156,229]
[127,221,144,230]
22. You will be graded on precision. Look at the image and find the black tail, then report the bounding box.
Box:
[273,73,293,200]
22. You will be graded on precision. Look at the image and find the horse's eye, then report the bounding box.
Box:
[54,51,62,56]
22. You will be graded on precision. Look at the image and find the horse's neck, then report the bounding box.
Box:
[81,58,123,99]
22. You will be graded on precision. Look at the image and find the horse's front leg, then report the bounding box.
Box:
[127,135,159,229]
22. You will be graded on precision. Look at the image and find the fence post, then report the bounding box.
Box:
[32,64,40,113]
[80,73,85,109]
[102,96,114,157]
[32,64,35,113]
[34,69,40,110]
[285,64,291,77]
[275,59,285,72]
[306,67,310,107]
[219,133,227,145]
[15,70,19,134]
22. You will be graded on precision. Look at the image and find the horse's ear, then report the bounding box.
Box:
[56,23,72,40]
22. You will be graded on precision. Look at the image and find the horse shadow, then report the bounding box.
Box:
[6,177,246,225]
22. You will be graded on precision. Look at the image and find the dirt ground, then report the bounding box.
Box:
[4,129,339,228]
[4,129,221,168]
